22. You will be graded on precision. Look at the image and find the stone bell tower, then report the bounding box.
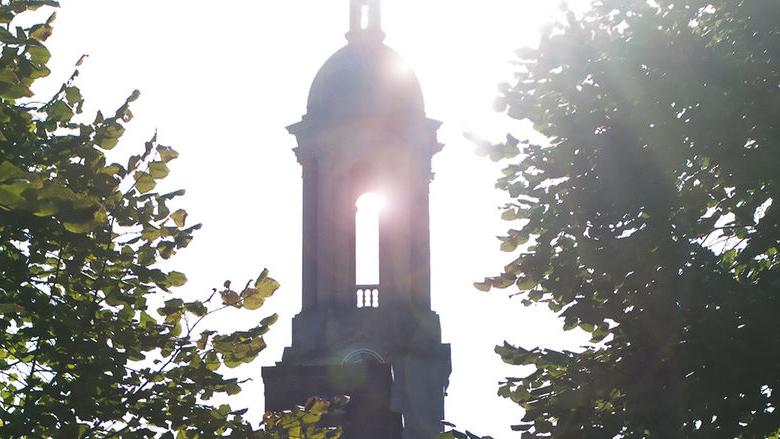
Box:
[262,1,451,438]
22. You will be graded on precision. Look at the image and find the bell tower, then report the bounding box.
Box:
[263,2,451,438]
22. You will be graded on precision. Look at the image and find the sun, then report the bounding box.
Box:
[356,192,387,213]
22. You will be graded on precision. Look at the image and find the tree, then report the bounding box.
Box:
[0,2,341,437]
[475,0,780,437]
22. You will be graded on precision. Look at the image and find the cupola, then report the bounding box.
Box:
[305,0,425,120]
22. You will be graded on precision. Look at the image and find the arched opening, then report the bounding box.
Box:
[360,4,370,29]
[355,193,385,286]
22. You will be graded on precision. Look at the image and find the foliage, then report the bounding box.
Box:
[440,423,493,439]
[263,397,346,439]
[476,0,780,437]
[0,1,341,438]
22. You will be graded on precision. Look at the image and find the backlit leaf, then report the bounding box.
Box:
[255,275,280,299]
[28,43,50,65]
[29,23,52,41]
[46,100,72,122]
[166,271,187,287]
[205,351,220,371]
[149,161,169,179]
[134,172,155,193]
[157,145,179,163]
[171,209,187,227]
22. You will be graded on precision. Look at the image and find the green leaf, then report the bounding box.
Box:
[46,100,73,122]
[127,155,141,172]
[157,145,179,163]
[139,311,156,329]
[240,288,264,310]
[205,351,220,371]
[95,121,125,149]
[149,161,169,179]
[134,172,155,194]
[260,314,279,327]
[500,236,517,252]
[29,23,52,41]
[158,298,184,316]
[0,81,32,99]
[0,68,18,84]
[225,381,241,395]
[64,86,81,106]
[473,281,491,292]
[63,218,97,234]
[255,275,280,299]
[0,303,25,314]
[171,320,182,336]
[27,43,50,65]
[97,164,123,176]
[184,301,207,317]
[171,209,187,227]
[0,27,16,43]
[0,161,26,182]
[166,271,187,287]
[516,277,535,290]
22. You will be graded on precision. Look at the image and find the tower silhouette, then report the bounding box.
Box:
[262,2,451,437]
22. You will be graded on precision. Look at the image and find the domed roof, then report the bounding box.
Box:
[306,41,425,119]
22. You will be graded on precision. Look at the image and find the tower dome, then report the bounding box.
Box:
[304,0,425,120]
[306,43,425,119]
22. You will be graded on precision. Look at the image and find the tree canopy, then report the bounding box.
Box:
[0,1,341,437]
[476,0,780,437]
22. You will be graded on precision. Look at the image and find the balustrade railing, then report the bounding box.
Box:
[355,285,380,308]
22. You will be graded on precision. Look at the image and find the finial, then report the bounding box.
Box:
[347,0,385,43]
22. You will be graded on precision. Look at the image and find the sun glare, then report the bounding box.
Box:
[356,192,387,213]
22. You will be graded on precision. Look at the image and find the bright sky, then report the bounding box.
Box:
[40,1,591,436]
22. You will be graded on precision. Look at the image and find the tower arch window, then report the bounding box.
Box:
[355,193,384,285]
[355,193,384,308]
[360,4,370,29]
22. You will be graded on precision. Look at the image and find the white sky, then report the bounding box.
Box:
[40,1,591,437]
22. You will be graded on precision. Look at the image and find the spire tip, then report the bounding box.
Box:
[347,0,384,43]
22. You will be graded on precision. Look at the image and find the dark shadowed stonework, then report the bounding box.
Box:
[262,1,451,438]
